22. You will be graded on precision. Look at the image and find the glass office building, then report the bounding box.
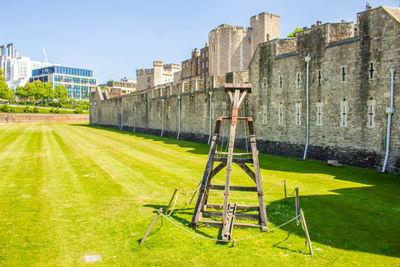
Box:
[30,66,97,100]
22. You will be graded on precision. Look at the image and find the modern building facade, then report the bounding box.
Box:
[30,66,97,100]
[0,43,52,91]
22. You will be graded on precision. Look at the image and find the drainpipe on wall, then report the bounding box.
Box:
[177,95,181,140]
[133,106,136,133]
[207,91,214,145]
[161,99,165,137]
[381,66,397,173]
[302,55,311,160]
[121,107,124,131]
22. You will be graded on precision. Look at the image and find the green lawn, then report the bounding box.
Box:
[0,123,399,266]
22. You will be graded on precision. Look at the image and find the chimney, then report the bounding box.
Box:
[316,20,322,26]
[366,3,372,10]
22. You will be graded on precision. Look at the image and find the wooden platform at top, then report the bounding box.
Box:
[224,83,252,93]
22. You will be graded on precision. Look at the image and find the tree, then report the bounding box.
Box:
[287,28,303,38]
[0,80,12,100]
[0,69,12,100]
[54,84,68,104]
[43,82,54,100]
[32,80,45,100]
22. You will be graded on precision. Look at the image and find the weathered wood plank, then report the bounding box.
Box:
[199,220,263,229]
[206,203,259,211]
[191,120,221,228]
[202,210,260,220]
[250,134,268,231]
[215,152,252,156]
[236,162,256,183]
[140,208,163,245]
[214,157,253,163]
[208,185,257,191]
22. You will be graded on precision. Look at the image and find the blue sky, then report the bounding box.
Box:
[1,0,399,83]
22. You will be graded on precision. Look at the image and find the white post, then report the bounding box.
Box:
[121,107,124,130]
[161,99,165,137]
[382,67,397,172]
[177,95,181,140]
[207,91,213,145]
[303,55,311,160]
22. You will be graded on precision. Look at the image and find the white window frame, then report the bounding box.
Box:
[295,102,302,125]
[367,99,376,128]
[262,104,267,125]
[340,100,348,127]
[296,73,301,88]
[316,102,323,126]
[278,104,284,125]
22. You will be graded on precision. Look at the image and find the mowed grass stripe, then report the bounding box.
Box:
[66,125,204,193]
[40,127,95,265]
[0,125,55,265]
[73,126,266,191]
[0,124,399,266]
[78,125,206,168]
[0,124,30,160]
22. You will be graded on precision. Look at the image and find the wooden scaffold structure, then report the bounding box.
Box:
[191,83,268,241]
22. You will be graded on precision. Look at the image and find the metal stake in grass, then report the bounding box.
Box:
[140,208,163,245]
[283,179,287,202]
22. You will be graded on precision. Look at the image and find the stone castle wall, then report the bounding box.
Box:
[90,7,400,173]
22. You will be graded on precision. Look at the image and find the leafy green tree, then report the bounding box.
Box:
[0,69,12,100]
[54,84,69,104]
[23,82,36,102]
[32,80,45,100]
[43,82,54,100]
[287,28,303,38]
[0,80,12,100]
[16,86,27,99]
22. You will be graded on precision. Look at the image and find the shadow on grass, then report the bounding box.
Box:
[142,204,225,242]
[80,124,400,257]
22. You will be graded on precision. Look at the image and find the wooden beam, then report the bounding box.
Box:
[202,210,260,220]
[236,163,256,183]
[206,203,259,211]
[209,162,226,180]
[199,220,263,229]
[208,185,258,191]
[250,134,268,231]
[215,152,252,156]
[214,157,253,163]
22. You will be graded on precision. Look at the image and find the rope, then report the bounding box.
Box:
[160,213,222,241]
[159,212,302,243]
[180,181,201,196]
[166,191,179,216]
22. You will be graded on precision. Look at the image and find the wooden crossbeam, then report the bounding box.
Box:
[206,203,259,211]
[199,220,263,229]
[214,157,253,163]
[236,163,256,183]
[202,211,260,220]
[215,152,252,156]
[208,185,257,192]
